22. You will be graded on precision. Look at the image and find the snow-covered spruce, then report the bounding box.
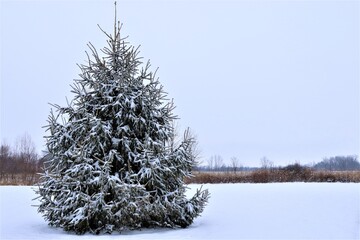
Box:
[36,20,209,234]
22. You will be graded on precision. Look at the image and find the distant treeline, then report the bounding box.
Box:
[0,134,44,185]
[312,156,360,171]
[0,134,359,185]
[190,156,360,184]
[195,155,360,172]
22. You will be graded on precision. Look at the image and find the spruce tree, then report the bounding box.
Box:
[36,10,209,235]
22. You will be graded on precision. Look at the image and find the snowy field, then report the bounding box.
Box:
[1,183,359,240]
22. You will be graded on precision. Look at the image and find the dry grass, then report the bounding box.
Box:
[186,170,360,184]
[0,174,39,186]
[1,171,359,186]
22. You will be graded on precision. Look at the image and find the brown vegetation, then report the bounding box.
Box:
[3,170,359,186]
[0,173,39,186]
[1,135,359,185]
[0,134,42,186]
[186,170,360,184]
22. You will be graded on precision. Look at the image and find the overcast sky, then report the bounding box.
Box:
[1,0,359,166]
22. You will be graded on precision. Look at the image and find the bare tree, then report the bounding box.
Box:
[207,157,214,171]
[206,155,224,171]
[0,143,11,180]
[14,133,38,183]
[0,134,41,184]
[211,155,224,171]
[230,157,241,173]
[260,156,274,170]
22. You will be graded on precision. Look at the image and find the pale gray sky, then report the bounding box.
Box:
[1,0,359,166]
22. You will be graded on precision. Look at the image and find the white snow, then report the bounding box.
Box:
[1,183,359,239]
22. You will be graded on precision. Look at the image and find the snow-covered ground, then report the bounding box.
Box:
[0,183,359,240]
